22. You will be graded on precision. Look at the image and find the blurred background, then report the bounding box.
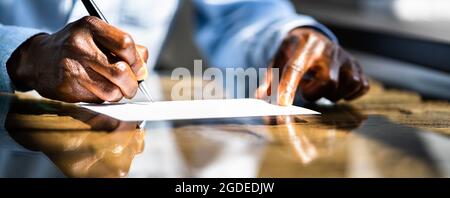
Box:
[157,0,450,100]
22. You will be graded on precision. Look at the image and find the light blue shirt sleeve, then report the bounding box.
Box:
[193,0,337,68]
[0,24,41,93]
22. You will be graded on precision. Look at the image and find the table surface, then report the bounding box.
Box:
[0,75,449,178]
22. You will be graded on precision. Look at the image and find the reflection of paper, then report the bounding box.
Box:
[81,99,319,121]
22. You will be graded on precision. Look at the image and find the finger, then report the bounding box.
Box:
[339,62,363,100]
[300,78,331,102]
[277,38,318,105]
[58,59,105,103]
[345,83,365,101]
[81,16,146,76]
[325,81,344,102]
[84,58,138,99]
[356,62,370,95]
[76,63,124,102]
[255,81,271,100]
[356,77,370,99]
[345,63,370,100]
[257,35,301,102]
[298,58,333,102]
[136,45,149,62]
[324,48,352,102]
[83,39,140,98]
[342,81,362,101]
[278,65,304,105]
[135,45,149,80]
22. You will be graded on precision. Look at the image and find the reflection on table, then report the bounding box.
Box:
[0,77,449,178]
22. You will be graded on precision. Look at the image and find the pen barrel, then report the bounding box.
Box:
[81,0,109,22]
[81,0,153,102]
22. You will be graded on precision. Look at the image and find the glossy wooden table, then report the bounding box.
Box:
[0,75,449,178]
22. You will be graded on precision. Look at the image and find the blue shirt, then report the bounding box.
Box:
[0,0,336,93]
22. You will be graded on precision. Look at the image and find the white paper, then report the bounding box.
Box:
[80,99,319,121]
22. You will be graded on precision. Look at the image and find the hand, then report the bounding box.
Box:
[7,16,149,103]
[256,28,369,105]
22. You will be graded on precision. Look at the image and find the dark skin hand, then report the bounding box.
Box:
[256,28,369,105]
[7,16,149,103]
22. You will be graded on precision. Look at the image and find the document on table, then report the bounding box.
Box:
[80,99,320,121]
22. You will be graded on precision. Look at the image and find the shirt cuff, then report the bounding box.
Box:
[0,25,42,93]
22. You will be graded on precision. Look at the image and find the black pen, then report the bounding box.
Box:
[81,0,154,102]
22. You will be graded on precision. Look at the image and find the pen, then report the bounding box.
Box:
[81,0,154,102]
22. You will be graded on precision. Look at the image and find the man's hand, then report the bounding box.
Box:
[7,16,149,103]
[256,28,369,105]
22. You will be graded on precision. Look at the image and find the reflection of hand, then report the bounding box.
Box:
[6,100,145,178]
[256,28,369,105]
[9,127,144,178]
[267,116,318,164]
[53,129,145,178]
[64,105,139,132]
[7,16,149,103]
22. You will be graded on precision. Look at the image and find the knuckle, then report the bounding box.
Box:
[119,33,135,49]
[348,72,362,83]
[63,34,92,55]
[105,87,123,102]
[64,35,82,49]
[65,20,81,31]
[93,51,106,63]
[79,16,98,26]
[110,61,128,78]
